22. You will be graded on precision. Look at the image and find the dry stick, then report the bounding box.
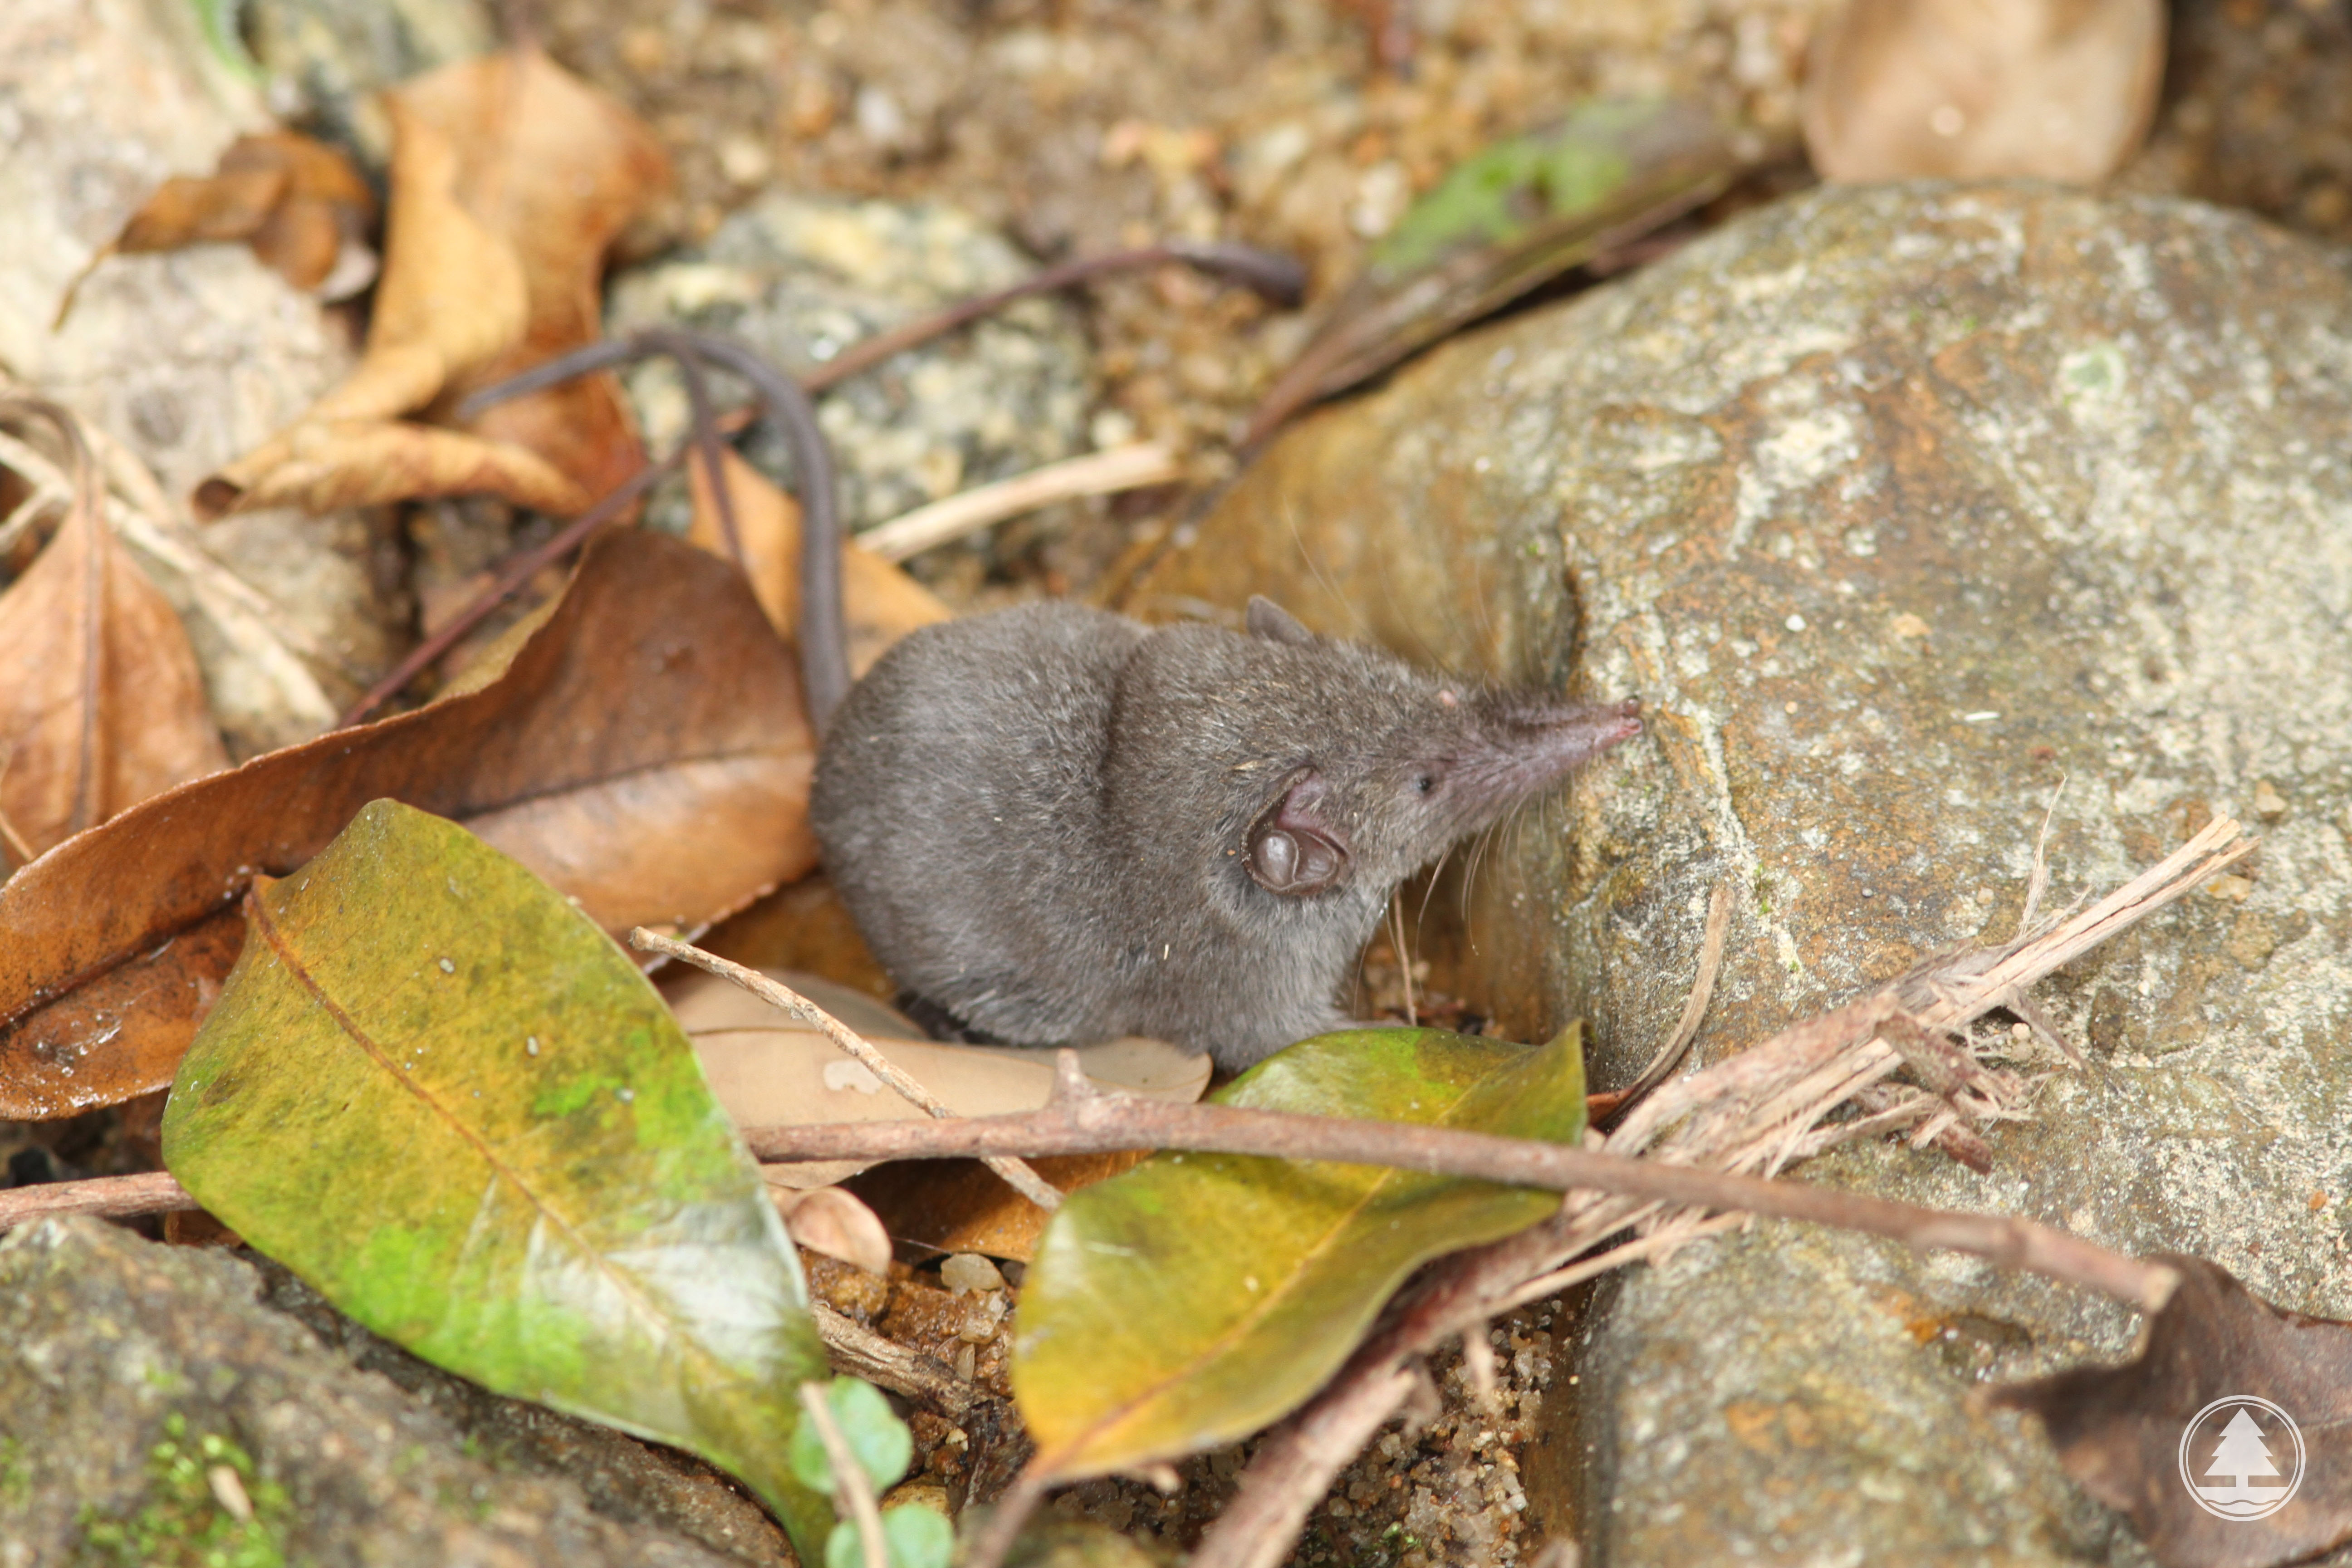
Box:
[628,927,1066,1213]
[744,1070,2173,1308]
[815,1302,984,1420]
[855,443,1182,563]
[799,1381,889,1568]
[0,1170,193,1229]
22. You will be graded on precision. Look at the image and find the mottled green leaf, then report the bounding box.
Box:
[1011,1027,1585,1477]
[1243,99,1755,444]
[827,1507,956,1568]
[791,1377,914,1494]
[159,799,833,1552]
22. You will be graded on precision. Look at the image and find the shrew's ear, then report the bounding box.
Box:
[1246,595,1316,647]
[1244,769,1348,897]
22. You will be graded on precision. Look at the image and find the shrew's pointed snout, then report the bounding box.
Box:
[1550,695,1643,764]
[1447,694,1644,826]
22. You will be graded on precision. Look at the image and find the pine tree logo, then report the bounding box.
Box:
[2178,1396,2305,1522]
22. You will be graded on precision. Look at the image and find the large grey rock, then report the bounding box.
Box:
[0,1217,789,1568]
[1144,183,2352,1562]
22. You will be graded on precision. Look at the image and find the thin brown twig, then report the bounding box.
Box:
[799,1381,888,1568]
[629,927,1066,1212]
[744,1069,2174,1308]
[0,1169,193,1230]
[854,442,1182,563]
[813,1302,984,1420]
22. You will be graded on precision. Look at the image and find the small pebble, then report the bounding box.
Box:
[941,1253,1006,1295]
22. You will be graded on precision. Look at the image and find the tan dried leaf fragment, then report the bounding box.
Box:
[194,48,670,522]
[685,447,951,676]
[1803,0,2165,183]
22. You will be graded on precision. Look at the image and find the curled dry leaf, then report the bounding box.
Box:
[417,49,674,511]
[771,1185,895,1278]
[0,528,811,1120]
[686,446,952,676]
[195,48,668,522]
[0,401,225,865]
[55,131,377,326]
[200,419,587,523]
[1803,0,2166,182]
[1994,1255,2352,1568]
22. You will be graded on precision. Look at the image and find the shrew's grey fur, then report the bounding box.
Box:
[811,598,1641,1071]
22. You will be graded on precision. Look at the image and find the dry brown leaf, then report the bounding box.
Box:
[0,527,812,1119]
[1995,1256,2352,1568]
[770,1185,895,1277]
[0,404,226,862]
[194,49,668,522]
[686,446,952,675]
[196,419,587,521]
[1803,0,2165,182]
[117,167,288,250]
[419,49,675,511]
[56,132,377,323]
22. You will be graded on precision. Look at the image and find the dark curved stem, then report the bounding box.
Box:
[802,240,1306,392]
[456,328,849,733]
[676,351,746,578]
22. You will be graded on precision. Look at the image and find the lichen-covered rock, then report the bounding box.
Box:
[0,1217,784,1568]
[608,192,1094,538]
[1143,182,2352,1562]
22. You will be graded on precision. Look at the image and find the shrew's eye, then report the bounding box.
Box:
[1413,774,1436,794]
